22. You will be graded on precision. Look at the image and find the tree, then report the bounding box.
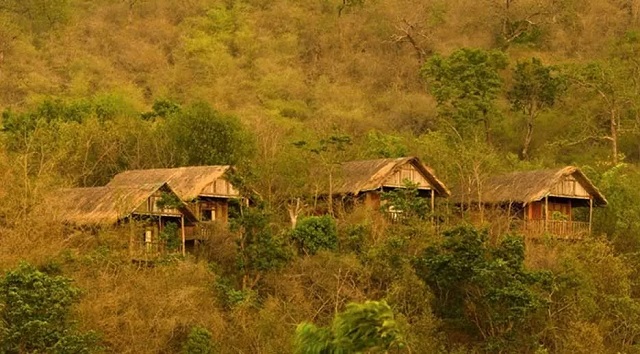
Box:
[567,58,635,165]
[290,215,338,255]
[413,226,550,351]
[233,208,291,289]
[508,57,564,159]
[0,262,100,353]
[294,300,404,353]
[421,48,508,144]
[0,0,70,35]
[293,134,352,217]
[165,102,254,167]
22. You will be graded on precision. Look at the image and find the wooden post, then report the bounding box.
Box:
[128,216,133,258]
[430,190,435,224]
[588,196,593,236]
[181,215,186,257]
[544,195,549,233]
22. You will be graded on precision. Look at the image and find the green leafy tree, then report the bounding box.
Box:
[0,262,100,353]
[294,300,404,353]
[413,226,550,351]
[421,48,508,144]
[508,57,564,160]
[165,101,254,167]
[364,130,408,158]
[290,215,338,255]
[233,208,292,289]
[593,164,640,253]
[141,98,181,120]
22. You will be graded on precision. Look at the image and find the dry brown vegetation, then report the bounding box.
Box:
[4,0,640,352]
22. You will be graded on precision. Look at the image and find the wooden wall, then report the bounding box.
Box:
[382,163,432,190]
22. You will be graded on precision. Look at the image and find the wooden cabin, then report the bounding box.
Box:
[107,166,242,240]
[55,183,197,258]
[331,157,450,218]
[452,166,607,239]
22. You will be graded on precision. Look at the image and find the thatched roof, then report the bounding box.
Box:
[107,165,234,201]
[55,183,196,225]
[451,166,607,206]
[332,157,450,197]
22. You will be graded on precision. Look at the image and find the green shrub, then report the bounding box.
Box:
[160,222,181,251]
[413,226,551,351]
[294,300,404,353]
[182,326,216,354]
[291,215,338,255]
[0,262,101,353]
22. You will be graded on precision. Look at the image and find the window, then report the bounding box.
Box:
[200,208,215,221]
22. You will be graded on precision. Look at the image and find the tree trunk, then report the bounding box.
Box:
[521,104,536,160]
[521,120,534,160]
[287,198,304,228]
[611,108,619,165]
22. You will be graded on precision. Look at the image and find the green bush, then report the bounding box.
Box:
[0,262,101,353]
[233,208,292,288]
[294,300,404,353]
[413,226,551,351]
[182,326,216,354]
[291,215,338,255]
[160,222,181,251]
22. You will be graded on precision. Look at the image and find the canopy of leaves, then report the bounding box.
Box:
[294,300,404,353]
[0,262,100,353]
[233,208,292,275]
[508,57,564,113]
[421,48,507,139]
[414,226,551,351]
[290,215,338,255]
[165,101,254,167]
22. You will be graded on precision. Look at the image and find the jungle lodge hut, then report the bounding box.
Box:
[331,157,450,218]
[452,166,607,239]
[56,183,197,256]
[107,165,242,239]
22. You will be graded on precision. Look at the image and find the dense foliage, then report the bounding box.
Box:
[290,215,338,255]
[414,227,551,351]
[0,263,99,353]
[294,300,404,353]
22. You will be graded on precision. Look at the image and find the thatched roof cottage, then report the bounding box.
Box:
[452,166,607,238]
[331,157,450,216]
[107,165,241,224]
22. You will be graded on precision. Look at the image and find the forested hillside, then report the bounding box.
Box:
[3,0,640,353]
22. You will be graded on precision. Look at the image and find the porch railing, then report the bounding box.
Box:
[130,240,173,260]
[195,222,225,240]
[521,220,589,240]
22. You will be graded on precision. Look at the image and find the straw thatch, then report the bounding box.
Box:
[55,183,196,225]
[451,166,607,206]
[107,166,235,201]
[332,157,450,197]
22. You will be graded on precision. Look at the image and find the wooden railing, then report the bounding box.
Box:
[521,220,589,240]
[195,222,225,240]
[130,241,171,261]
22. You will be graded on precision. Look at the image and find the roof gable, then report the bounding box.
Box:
[333,157,450,197]
[107,166,238,200]
[451,166,607,206]
[55,183,196,225]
